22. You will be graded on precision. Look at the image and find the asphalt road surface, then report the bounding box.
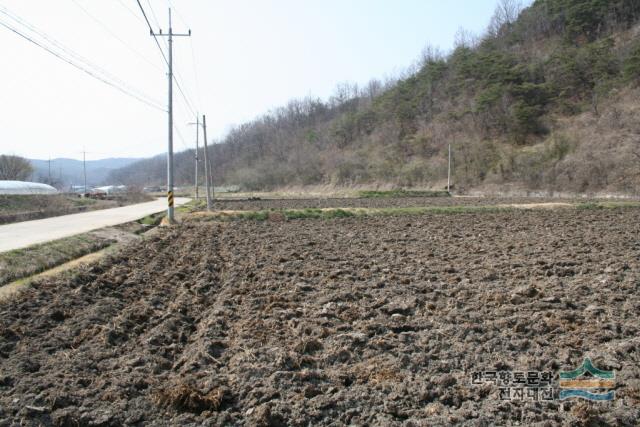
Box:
[0,198,190,253]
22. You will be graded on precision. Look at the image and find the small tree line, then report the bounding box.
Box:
[0,155,33,181]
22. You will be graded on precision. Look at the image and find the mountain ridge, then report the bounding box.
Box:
[30,157,140,187]
[109,0,640,195]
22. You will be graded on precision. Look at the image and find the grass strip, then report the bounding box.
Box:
[0,233,114,286]
[358,190,450,198]
[189,201,640,223]
[139,212,165,226]
[191,205,511,222]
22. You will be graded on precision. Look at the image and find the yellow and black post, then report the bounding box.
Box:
[167,190,175,221]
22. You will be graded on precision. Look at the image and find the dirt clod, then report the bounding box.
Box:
[155,383,227,413]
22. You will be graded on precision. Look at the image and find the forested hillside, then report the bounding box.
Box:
[110,0,640,194]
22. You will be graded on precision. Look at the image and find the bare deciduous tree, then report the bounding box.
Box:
[330,82,358,107]
[365,79,382,102]
[0,155,33,181]
[454,27,477,49]
[487,0,523,37]
[419,44,444,66]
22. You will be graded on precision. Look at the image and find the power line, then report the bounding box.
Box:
[146,0,162,30]
[0,5,164,110]
[165,1,201,113]
[161,0,202,115]
[115,0,145,24]
[174,124,190,151]
[190,37,203,111]
[173,81,197,118]
[0,18,166,112]
[173,4,192,30]
[135,0,166,59]
[174,72,197,116]
[135,0,197,117]
[170,68,197,117]
[70,0,162,72]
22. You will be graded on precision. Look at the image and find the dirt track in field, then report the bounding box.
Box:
[1,207,639,425]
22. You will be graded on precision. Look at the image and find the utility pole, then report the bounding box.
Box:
[194,115,199,200]
[202,114,211,211]
[447,143,452,194]
[48,156,51,184]
[209,157,214,201]
[82,149,87,196]
[187,115,200,200]
[151,9,191,223]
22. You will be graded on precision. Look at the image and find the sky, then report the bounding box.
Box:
[0,0,530,161]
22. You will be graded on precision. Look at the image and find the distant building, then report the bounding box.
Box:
[93,185,127,195]
[0,180,58,195]
[70,185,91,194]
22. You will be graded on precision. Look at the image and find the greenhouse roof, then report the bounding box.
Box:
[0,180,58,195]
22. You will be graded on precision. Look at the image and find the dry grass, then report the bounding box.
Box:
[154,383,226,413]
[0,249,110,301]
[541,86,640,194]
[0,233,114,286]
[0,221,158,297]
[187,201,640,223]
[0,192,154,225]
[0,194,99,224]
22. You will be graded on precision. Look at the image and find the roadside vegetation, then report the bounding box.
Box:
[0,214,161,290]
[0,233,113,286]
[0,195,98,224]
[139,212,165,226]
[0,191,154,225]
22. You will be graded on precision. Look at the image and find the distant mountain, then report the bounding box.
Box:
[29,157,140,188]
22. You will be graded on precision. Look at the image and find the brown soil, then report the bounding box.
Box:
[0,208,639,425]
[211,196,623,211]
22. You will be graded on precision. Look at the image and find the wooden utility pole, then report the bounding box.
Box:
[202,114,211,211]
[209,156,214,201]
[82,150,87,195]
[447,143,451,193]
[188,115,202,200]
[194,115,199,200]
[151,8,190,223]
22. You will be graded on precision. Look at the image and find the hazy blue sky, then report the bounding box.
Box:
[0,0,531,161]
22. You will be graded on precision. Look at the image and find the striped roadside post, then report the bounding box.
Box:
[168,190,174,221]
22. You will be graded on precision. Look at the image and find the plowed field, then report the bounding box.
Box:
[1,207,639,425]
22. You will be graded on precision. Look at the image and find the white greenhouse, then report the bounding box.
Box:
[0,180,58,195]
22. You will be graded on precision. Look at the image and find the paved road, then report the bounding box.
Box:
[0,198,190,253]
